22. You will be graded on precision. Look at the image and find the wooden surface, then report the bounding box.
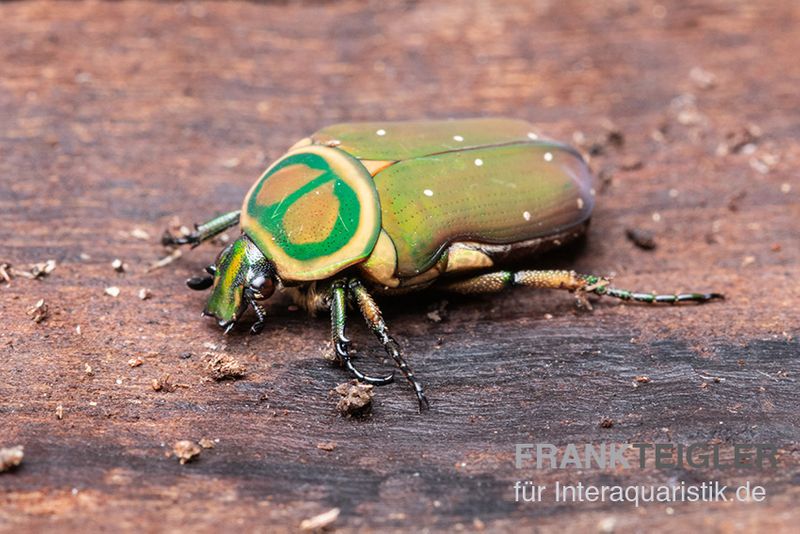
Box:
[1,1,798,532]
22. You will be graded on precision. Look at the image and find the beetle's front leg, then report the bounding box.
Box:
[348,279,430,412]
[329,279,394,386]
[162,210,241,248]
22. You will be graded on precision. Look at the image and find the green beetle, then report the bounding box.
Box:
[163,118,722,410]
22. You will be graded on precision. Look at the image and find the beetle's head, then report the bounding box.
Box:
[187,235,276,334]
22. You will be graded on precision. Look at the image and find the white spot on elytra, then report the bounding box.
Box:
[424,189,434,197]
[527,132,539,140]
[523,211,531,221]
[376,129,386,136]
[453,135,464,142]
[544,152,553,162]
[577,198,584,209]
[474,158,484,166]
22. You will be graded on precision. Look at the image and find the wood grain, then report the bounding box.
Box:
[1,1,798,532]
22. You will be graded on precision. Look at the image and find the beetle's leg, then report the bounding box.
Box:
[348,279,430,412]
[162,210,241,248]
[330,279,395,386]
[249,297,267,335]
[441,269,723,306]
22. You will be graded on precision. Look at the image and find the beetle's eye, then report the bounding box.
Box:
[250,276,275,300]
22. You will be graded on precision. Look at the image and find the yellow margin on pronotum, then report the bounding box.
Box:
[240,144,382,282]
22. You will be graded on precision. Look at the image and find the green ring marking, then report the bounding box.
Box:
[246,152,360,261]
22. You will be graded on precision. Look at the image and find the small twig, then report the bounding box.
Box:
[145,249,182,273]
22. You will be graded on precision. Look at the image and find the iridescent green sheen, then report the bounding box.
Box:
[372,142,593,276]
[311,118,538,161]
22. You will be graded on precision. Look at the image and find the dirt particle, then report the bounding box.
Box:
[138,288,152,300]
[173,440,201,464]
[128,358,143,368]
[84,363,94,376]
[198,438,215,449]
[145,249,182,273]
[770,243,782,252]
[316,441,337,452]
[717,124,760,156]
[130,228,150,240]
[689,66,716,90]
[635,375,651,383]
[300,507,340,532]
[0,263,11,284]
[426,300,449,323]
[30,259,57,278]
[619,155,643,171]
[0,446,24,473]
[111,259,126,273]
[625,228,657,250]
[104,286,120,297]
[332,380,374,417]
[206,354,246,381]
[600,417,614,428]
[56,403,64,420]
[152,374,175,392]
[726,190,747,212]
[27,299,49,323]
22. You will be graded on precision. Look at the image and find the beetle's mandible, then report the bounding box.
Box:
[162,118,723,411]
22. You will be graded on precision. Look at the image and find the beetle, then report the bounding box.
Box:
[162,118,722,411]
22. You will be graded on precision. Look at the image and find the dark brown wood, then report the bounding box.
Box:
[1,1,798,531]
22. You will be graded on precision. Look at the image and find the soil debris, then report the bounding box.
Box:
[56,403,64,420]
[152,374,176,392]
[316,441,337,452]
[206,354,247,381]
[618,155,643,171]
[625,228,657,250]
[0,263,11,284]
[30,259,57,279]
[104,286,121,297]
[130,228,150,240]
[146,249,182,273]
[333,380,374,417]
[173,440,201,464]
[111,259,126,273]
[600,418,614,428]
[198,438,215,449]
[138,288,152,300]
[0,446,24,473]
[128,358,143,368]
[689,66,716,90]
[426,300,449,323]
[27,299,49,323]
[727,190,747,212]
[717,124,761,155]
[300,507,340,532]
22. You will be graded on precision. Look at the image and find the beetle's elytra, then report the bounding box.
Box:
[163,118,723,411]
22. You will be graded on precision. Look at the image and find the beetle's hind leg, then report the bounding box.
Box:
[348,279,430,412]
[329,279,395,387]
[441,269,723,307]
[162,210,241,248]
